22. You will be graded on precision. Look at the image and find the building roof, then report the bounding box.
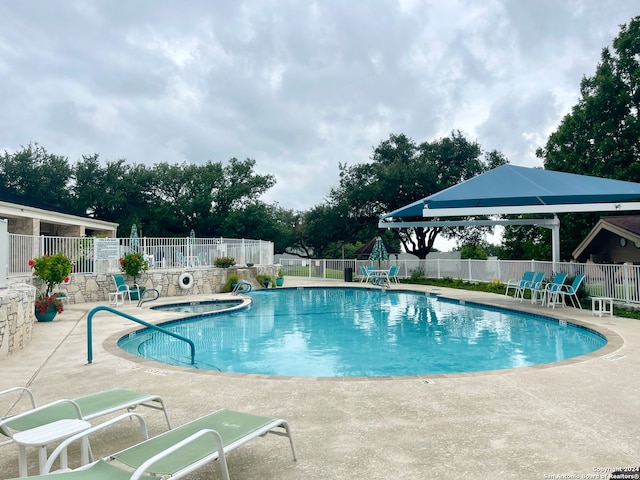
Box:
[381,165,640,219]
[572,216,640,261]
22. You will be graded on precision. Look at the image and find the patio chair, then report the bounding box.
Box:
[111,274,141,305]
[0,388,172,439]
[27,408,297,480]
[531,273,568,306]
[388,265,400,284]
[518,271,545,302]
[359,266,372,283]
[554,274,586,309]
[0,388,171,476]
[504,271,534,299]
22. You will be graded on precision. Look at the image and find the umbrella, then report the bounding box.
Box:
[130,224,139,253]
[368,236,389,267]
[188,229,195,263]
[354,236,399,257]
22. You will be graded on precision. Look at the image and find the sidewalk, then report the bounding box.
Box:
[1,279,638,479]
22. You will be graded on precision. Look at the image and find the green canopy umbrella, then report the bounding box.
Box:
[368,236,389,267]
[188,229,196,264]
[130,224,139,253]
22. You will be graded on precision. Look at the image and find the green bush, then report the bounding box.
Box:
[223,274,240,293]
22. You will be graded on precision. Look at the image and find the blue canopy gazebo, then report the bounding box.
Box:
[379,165,640,263]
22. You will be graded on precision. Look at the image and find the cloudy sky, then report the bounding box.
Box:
[1,1,638,213]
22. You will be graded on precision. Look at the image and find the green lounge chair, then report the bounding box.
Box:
[0,388,172,447]
[21,408,297,480]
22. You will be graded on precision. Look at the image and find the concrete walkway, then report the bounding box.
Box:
[1,278,639,479]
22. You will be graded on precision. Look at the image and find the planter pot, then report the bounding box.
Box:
[129,288,145,301]
[35,305,58,322]
[275,278,284,287]
[262,280,270,288]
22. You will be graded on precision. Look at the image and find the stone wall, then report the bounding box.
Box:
[0,283,35,360]
[59,265,278,304]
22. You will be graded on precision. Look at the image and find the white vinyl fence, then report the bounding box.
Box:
[275,255,640,306]
[8,234,274,276]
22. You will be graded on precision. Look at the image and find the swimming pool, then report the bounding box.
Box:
[118,287,607,377]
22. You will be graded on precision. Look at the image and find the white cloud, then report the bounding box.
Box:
[0,0,638,211]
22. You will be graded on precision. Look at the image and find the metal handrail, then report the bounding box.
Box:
[137,288,160,307]
[232,281,252,295]
[86,306,195,365]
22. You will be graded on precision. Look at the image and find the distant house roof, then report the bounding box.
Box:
[572,216,640,261]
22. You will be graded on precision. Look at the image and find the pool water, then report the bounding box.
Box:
[118,288,606,377]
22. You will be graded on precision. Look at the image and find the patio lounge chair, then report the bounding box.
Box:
[0,388,171,446]
[504,271,535,299]
[553,274,586,309]
[23,408,297,480]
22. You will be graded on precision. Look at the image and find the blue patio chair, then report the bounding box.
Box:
[518,271,545,302]
[111,274,141,305]
[504,271,534,299]
[532,273,568,306]
[388,265,400,284]
[555,274,586,309]
[359,266,371,283]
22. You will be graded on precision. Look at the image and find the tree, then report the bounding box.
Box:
[330,131,507,258]
[533,15,640,257]
[0,143,74,210]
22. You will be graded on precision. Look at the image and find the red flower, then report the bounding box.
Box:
[28,259,35,267]
[64,277,70,283]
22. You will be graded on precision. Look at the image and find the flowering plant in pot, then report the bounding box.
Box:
[119,253,148,300]
[29,252,73,320]
[119,252,148,285]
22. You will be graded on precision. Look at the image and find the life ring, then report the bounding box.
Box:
[179,272,194,290]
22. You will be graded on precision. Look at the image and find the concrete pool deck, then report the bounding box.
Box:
[1,278,639,479]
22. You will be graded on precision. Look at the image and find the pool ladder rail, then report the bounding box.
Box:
[232,281,252,295]
[137,288,160,307]
[86,306,195,365]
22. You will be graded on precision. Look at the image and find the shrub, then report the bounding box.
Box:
[214,256,236,268]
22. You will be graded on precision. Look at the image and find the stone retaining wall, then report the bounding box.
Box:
[0,283,36,360]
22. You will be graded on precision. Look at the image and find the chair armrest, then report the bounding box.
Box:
[131,429,227,480]
[0,387,36,408]
[43,412,148,473]
[0,399,83,435]
[116,285,130,292]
